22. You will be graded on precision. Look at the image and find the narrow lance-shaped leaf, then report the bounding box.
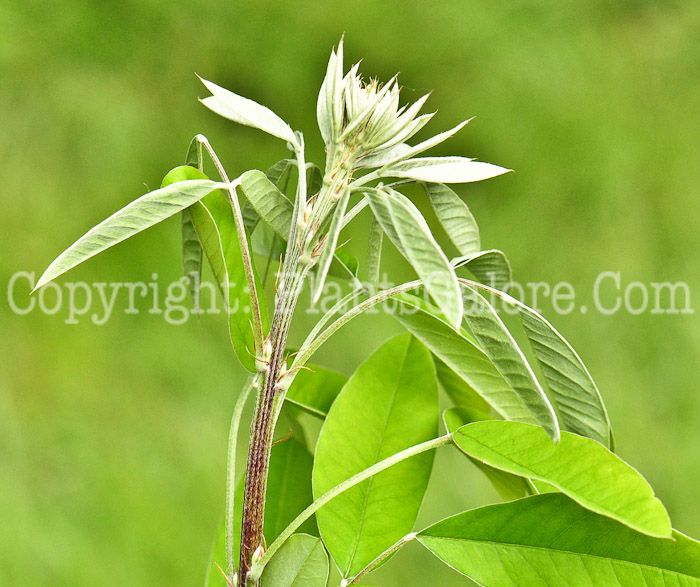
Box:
[365,215,383,291]
[433,356,490,413]
[260,534,329,587]
[423,182,480,255]
[453,249,512,291]
[393,293,545,429]
[239,170,293,239]
[199,76,298,146]
[171,167,268,372]
[363,186,462,328]
[312,188,351,304]
[34,179,225,291]
[313,334,439,578]
[453,420,671,537]
[418,494,694,586]
[461,279,613,448]
[380,156,512,184]
[443,408,532,502]
[460,284,560,441]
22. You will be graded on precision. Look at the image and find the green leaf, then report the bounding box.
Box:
[443,408,532,502]
[433,356,490,413]
[306,163,324,197]
[327,249,359,281]
[460,285,559,442]
[363,186,462,328]
[313,334,438,578]
[199,76,298,146]
[179,168,268,371]
[239,170,293,240]
[453,420,671,537]
[380,156,511,183]
[365,216,383,290]
[260,534,329,587]
[34,178,224,291]
[312,188,351,303]
[423,183,480,255]
[286,365,347,418]
[453,249,512,291]
[418,494,698,586]
[394,294,553,432]
[204,516,228,587]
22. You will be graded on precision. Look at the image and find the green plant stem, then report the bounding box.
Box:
[344,532,418,585]
[247,433,453,581]
[225,376,257,579]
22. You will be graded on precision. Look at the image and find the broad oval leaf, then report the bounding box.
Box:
[423,183,480,255]
[453,249,512,291]
[380,156,511,184]
[394,293,554,434]
[460,285,559,442]
[239,170,293,240]
[286,365,347,418]
[313,334,438,578]
[443,408,532,502]
[260,534,329,587]
[34,178,224,291]
[453,420,671,537]
[363,186,462,328]
[418,494,697,586]
[199,76,298,146]
[173,167,268,371]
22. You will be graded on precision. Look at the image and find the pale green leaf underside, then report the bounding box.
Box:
[239,170,294,240]
[313,334,438,578]
[364,186,462,327]
[453,249,512,291]
[418,494,698,586]
[424,182,480,255]
[380,156,511,183]
[34,179,224,291]
[261,534,329,587]
[453,421,671,537]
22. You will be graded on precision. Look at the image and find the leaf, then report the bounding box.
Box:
[418,494,697,586]
[239,170,294,240]
[160,164,204,301]
[423,183,480,256]
[327,249,359,281]
[453,420,671,537]
[460,285,559,442]
[433,356,490,413]
[312,188,351,303]
[453,250,512,291]
[443,408,532,502]
[199,76,298,146]
[204,516,228,587]
[183,168,268,371]
[313,334,438,578]
[34,178,225,291]
[286,365,347,418]
[306,163,324,197]
[394,294,554,433]
[365,216,383,290]
[380,156,511,183]
[363,186,462,328]
[260,534,329,587]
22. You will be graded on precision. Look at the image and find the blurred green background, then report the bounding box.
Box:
[2,0,699,584]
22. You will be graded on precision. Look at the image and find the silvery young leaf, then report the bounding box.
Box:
[286,364,347,418]
[443,407,532,502]
[34,178,225,291]
[418,494,697,587]
[363,186,462,328]
[199,76,298,146]
[461,279,613,448]
[180,167,268,372]
[260,534,329,587]
[365,216,383,290]
[394,293,553,433]
[453,249,512,291]
[239,170,293,240]
[380,156,511,184]
[423,183,480,256]
[313,334,438,578]
[453,421,671,537]
[312,188,350,304]
[356,143,411,169]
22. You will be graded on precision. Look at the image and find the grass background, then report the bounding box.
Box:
[1,0,699,584]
